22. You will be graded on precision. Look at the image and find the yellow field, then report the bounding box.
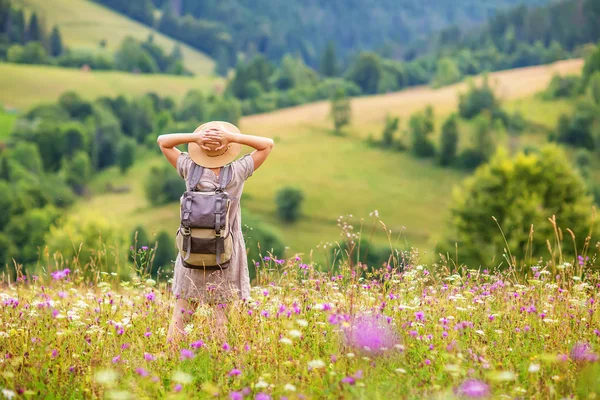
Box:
[0,62,222,110]
[13,0,215,76]
[67,59,585,263]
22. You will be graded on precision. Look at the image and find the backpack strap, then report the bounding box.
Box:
[217,164,233,192]
[186,163,204,191]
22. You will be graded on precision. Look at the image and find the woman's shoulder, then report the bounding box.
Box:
[230,153,254,183]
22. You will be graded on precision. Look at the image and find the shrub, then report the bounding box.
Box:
[275,187,304,223]
[440,145,596,268]
[144,165,185,206]
[330,88,351,133]
[438,113,459,166]
[543,74,580,99]
[458,77,499,120]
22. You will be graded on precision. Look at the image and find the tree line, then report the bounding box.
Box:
[0,1,188,75]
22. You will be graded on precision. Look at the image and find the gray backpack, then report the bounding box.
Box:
[176,163,234,269]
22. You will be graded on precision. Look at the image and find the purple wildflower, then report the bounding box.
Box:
[141,246,149,251]
[174,384,182,392]
[255,393,271,400]
[146,292,155,301]
[51,268,71,281]
[341,376,355,385]
[455,379,490,398]
[570,342,598,363]
[144,353,154,361]
[230,392,243,400]
[228,368,242,376]
[135,368,149,377]
[344,314,399,354]
[415,311,425,321]
[180,349,194,360]
[112,355,121,363]
[191,340,205,349]
[222,342,231,351]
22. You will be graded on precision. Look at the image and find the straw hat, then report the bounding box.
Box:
[188,121,242,168]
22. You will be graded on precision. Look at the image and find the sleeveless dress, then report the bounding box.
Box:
[171,152,254,303]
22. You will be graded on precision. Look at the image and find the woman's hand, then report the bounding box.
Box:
[200,128,237,151]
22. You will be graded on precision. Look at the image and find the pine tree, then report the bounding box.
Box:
[438,113,459,166]
[26,12,41,43]
[320,41,338,77]
[49,25,63,56]
[8,8,26,44]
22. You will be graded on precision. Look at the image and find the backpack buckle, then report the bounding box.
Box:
[215,229,222,237]
[181,226,191,236]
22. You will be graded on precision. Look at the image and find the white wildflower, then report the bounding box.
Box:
[307,360,326,369]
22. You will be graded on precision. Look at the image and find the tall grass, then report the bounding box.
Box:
[1,215,599,399]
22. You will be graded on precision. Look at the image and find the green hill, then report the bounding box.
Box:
[0,62,222,110]
[66,59,585,261]
[13,0,215,76]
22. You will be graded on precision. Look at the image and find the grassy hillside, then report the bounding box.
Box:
[13,0,215,76]
[0,109,17,139]
[0,62,222,110]
[66,59,585,263]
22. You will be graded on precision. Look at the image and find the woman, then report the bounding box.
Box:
[157,121,274,341]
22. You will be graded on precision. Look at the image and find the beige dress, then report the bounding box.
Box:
[172,152,254,303]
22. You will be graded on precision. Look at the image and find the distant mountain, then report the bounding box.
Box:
[94,0,552,67]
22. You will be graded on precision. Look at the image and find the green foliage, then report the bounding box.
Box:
[61,151,92,195]
[153,230,176,272]
[438,113,459,166]
[114,36,158,73]
[210,96,242,125]
[118,138,136,174]
[45,215,127,272]
[25,12,41,43]
[381,115,400,148]
[582,42,600,88]
[410,107,436,158]
[473,114,495,164]
[458,78,500,120]
[61,122,89,158]
[7,42,48,64]
[59,92,93,120]
[320,41,338,78]
[330,88,351,133]
[144,165,185,206]
[0,179,12,229]
[555,98,599,149]
[543,74,580,99]
[177,90,207,122]
[587,72,600,105]
[332,238,391,272]
[130,225,150,250]
[432,58,462,88]
[347,52,382,95]
[275,187,304,223]
[441,145,596,267]
[6,205,61,265]
[242,210,285,280]
[228,56,273,99]
[90,104,122,169]
[49,25,63,57]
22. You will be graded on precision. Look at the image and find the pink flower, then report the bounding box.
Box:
[51,268,71,281]
[255,393,271,400]
[455,379,490,398]
[135,368,149,377]
[144,353,154,361]
[222,343,231,351]
[570,342,598,363]
[230,392,243,400]
[344,314,399,354]
[174,384,182,392]
[146,292,155,301]
[228,368,242,376]
[191,340,205,349]
[180,349,194,360]
[112,355,121,363]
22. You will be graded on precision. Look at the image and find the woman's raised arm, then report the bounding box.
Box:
[203,130,274,171]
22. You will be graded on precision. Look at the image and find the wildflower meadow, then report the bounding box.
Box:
[1,220,599,400]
